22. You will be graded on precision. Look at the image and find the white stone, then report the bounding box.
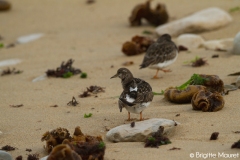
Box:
[203,38,233,51]
[17,33,44,44]
[32,74,47,82]
[40,156,48,160]
[236,76,240,87]
[156,8,232,37]
[0,59,21,68]
[232,32,240,55]
[0,150,12,160]
[177,34,205,49]
[106,118,178,142]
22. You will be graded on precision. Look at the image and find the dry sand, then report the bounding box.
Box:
[0,0,240,159]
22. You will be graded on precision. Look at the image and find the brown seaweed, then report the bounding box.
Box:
[228,71,240,76]
[169,147,181,150]
[231,140,240,149]
[46,59,81,78]
[0,0,11,11]
[178,45,188,52]
[191,57,208,67]
[122,35,154,56]
[67,97,79,106]
[129,0,169,26]
[210,132,219,140]
[10,104,23,108]
[145,126,171,148]
[79,86,105,98]
[1,145,16,151]
[197,74,224,93]
[27,154,39,160]
[1,68,22,76]
[164,85,206,104]
[191,90,224,112]
[15,156,23,160]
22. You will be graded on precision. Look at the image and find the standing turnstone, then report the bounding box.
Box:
[140,34,178,79]
[111,68,154,121]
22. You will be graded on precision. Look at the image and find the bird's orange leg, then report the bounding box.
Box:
[127,112,131,121]
[160,68,172,73]
[152,69,159,79]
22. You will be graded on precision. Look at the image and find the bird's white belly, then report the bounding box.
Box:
[125,102,151,114]
[149,51,178,69]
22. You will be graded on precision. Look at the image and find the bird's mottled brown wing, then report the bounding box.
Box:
[133,78,154,103]
[140,41,177,68]
[118,92,126,112]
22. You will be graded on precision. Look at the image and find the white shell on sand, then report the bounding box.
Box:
[106,118,178,142]
[232,32,240,55]
[156,7,232,37]
[203,38,234,51]
[177,34,205,49]
[32,74,47,82]
[40,156,48,160]
[17,33,44,44]
[0,59,21,67]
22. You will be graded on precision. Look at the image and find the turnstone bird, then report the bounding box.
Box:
[111,68,154,121]
[140,34,178,79]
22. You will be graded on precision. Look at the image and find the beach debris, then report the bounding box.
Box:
[229,6,240,13]
[232,32,240,55]
[142,30,154,35]
[175,114,180,117]
[178,45,188,52]
[0,43,3,48]
[129,0,169,26]
[233,131,240,134]
[41,127,71,153]
[84,113,92,118]
[67,97,79,106]
[192,90,224,112]
[17,33,44,44]
[152,90,164,95]
[10,104,23,108]
[86,0,95,4]
[42,126,105,159]
[212,54,219,58]
[156,7,232,37]
[1,68,22,76]
[0,0,11,11]
[27,153,39,160]
[122,35,154,56]
[228,72,240,76]
[15,155,23,160]
[130,122,135,128]
[176,74,224,93]
[1,145,16,151]
[0,59,22,68]
[50,105,58,107]
[231,140,240,149]
[79,85,105,98]
[26,148,32,152]
[80,72,87,78]
[169,147,181,150]
[46,143,82,160]
[224,85,238,95]
[145,126,171,148]
[164,85,206,104]
[177,34,204,49]
[185,56,208,67]
[122,61,134,66]
[210,132,219,140]
[32,74,47,83]
[46,59,81,78]
[6,43,15,48]
[106,118,178,142]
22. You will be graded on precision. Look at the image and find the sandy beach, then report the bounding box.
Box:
[0,0,240,159]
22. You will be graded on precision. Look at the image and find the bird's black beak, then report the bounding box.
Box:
[110,73,118,79]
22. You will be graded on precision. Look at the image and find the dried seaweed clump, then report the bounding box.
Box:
[46,59,81,78]
[231,140,240,149]
[210,132,219,140]
[191,90,224,112]
[0,0,11,11]
[1,145,16,151]
[145,126,171,148]
[79,85,105,98]
[122,35,154,56]
[164,85,206,104]
[41,127,71,153]
[197,74,224,93]
[27,153,39,160]
[43,126,105,160]
[129,0,169,26]
[1,68,22,76]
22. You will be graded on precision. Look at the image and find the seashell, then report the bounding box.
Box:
[17,33,44,44]
[191,90,224,112]
[164,85,206,103]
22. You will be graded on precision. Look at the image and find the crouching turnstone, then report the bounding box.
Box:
[111,68,154,121]
[140,34,178,79]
